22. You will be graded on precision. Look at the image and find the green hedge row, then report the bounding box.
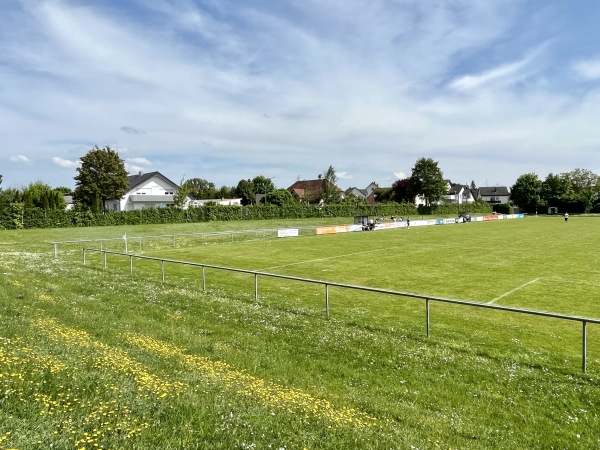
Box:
[0,202,423,230]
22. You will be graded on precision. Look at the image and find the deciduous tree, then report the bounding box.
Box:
[510,173,542,213]
[234,179,254,205]
[252,176,276,204]
[73,146,129,214]
[321,165,342,204]
[568,168,599,213]
[265,188,296,206]
[391,178,415,203]
[409,158,446,206]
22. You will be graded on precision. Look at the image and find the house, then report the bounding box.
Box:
[477,186,511,204]
[63,195,75,211]
[345,182,378,205]
[445,183,476,205]
[414,180,475,206]
[191,198,243,207]
[287,175,344,204]
[105,171,190,212]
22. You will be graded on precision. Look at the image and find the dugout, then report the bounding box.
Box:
[354,215,374,225]
[354,215,376,230]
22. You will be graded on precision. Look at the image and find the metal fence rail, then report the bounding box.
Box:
[82,247,600,373]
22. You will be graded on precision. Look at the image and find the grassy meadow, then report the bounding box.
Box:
[1,215,599,449]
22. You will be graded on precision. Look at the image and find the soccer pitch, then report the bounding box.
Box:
[2,215,600,449]
[141,215,599,316]
[107,215,600,368]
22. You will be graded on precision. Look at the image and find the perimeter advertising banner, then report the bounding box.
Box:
[316,225,350,235]
[277,228,299,238]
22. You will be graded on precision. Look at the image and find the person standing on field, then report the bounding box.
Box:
[407,217,411,228]
[564,212,569,223]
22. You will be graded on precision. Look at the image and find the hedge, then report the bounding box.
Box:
[0,202,421,230]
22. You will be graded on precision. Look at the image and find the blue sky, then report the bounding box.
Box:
[2,0,600,192]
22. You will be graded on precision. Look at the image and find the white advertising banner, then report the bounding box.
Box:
[278,228,299,238]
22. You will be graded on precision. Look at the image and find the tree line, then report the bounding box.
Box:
[510,170,600,214]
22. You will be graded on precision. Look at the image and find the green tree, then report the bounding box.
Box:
[183,178,217,199]
[373,187,393,203]
[321,166,342,204]
[73,146,129,214]
[234,179,255,205]
[540,173,573,207]
[217,185,234,199]
[341,193,370,206]
[20,181,66,210]
[173,177,189,209]
[252,176,276,204]
[568,168,599,213]
[510,173,542,213]
[265,188,296,206]
[410,158,446,206]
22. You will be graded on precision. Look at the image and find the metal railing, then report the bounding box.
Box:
[82,247,600,373]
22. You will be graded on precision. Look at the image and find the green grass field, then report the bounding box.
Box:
[1,216,599,449]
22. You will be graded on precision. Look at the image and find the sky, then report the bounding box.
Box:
[2,0,600,192]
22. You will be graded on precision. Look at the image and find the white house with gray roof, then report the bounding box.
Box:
[105,171,189,211]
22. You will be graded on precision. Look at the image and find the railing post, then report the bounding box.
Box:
[130,255,133,274]
[82,248,86,265]
[202,266,206,291]
[582,321,588,373]
[53,243,58,258]
[103,251,107,269]
[255,273,258,303]
[426,298,430,337]
[161,260,165,283]
[325,284,330,320]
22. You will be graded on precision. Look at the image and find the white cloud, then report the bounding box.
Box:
[126,164,145,174]
[126,157,151,166]
[1,1,599,190]
[9,155,30,163]
[10,155,30,163]
[572,58,600,80]
[393,172,407,180]
[52,157,78,168]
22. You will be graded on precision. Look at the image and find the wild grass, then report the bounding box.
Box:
[1,216,599,449]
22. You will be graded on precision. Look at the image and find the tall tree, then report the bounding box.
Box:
[173,177,189,208]
[321,165,341,204]
[73,146,129,213]
[234,179,255,205]
[510,173,542,213]
[391,178,415,203]
[183,178,217,199]
[540,173,573,207]
[252,176,276,204]
[409,158,446,207]
[568,168,599,213]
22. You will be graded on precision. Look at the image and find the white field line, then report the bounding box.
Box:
[259,246,402,271]
[488,278,540,305]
